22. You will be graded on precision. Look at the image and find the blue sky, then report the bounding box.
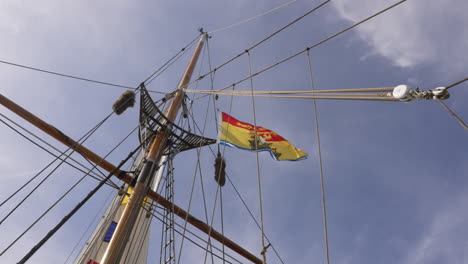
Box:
[0,0,467,263]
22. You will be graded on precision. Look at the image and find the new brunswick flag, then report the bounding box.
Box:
[218,112,307,161]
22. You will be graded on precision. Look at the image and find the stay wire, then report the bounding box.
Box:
[142,205,243,264]
[307,50,331,264]
[435,98,468,130]
[0,59,134,89]
[202,77,236,264]
[145,37,200,90]
[446,77,468,90]
[0,85,142,212]
[190,91,396,101]
[0,113,120,190]
[1,34,200,95]
[434,76,468,130]
[0,87,140,224]
[17,130,150,264]
[205,36,220,150]
[187,107,286,264]
[0,113,112,226]
[197,148,216,264]
[219,187,226,264]
[247,52,268,263]
[206,36,226,263]
[208,0,300,34]
[177,120,217,263]
[143,34,201,85]
[176,45,216,264]
[194,0,408,100]
[4,124,139,257]
[198,0,331,81]
[185,101,218,263]
[203,177,221,264]
[183,110,225,264]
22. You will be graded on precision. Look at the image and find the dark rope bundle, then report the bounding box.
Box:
[112,90,136,115]
[214,152,226,187]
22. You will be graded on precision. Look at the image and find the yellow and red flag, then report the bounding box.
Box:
[218,112,307,161]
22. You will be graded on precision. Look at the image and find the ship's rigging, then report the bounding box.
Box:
[0,0,467,263]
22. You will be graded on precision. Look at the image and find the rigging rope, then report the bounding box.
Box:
[434,77,468,130]
[187,104,286,264]
[202,149,221,264]
[143,205,243,264]
[197,0,330,82]
[186,88,397,101]
[195,93,397,101]
[2,124,140,257]
[0,114,120,190]
[188,87,395,94]
[202,75,238,264]
[145,38,200,89]
[307,50,331,264]
[446,77,468,90]
[17,134,150,264]
[247,51,268,263]
[176,46,216,264]
[143,34,201,85]
[219,187,226,264]
[208,0,300,34]
[193,0,408,100]
[0,34,202,95]
[0,88,141,226]
[0,113,113,227]
[0,59,135,89]
[205,35,227,263]
[435,98,468,130]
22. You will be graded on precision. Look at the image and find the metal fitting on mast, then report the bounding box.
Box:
[391,84,450,102]
[392,85,417,102]
[431,86,450,100]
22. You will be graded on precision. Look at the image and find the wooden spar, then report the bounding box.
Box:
[0,65,262,264]
[228,94,399,101]
[187,87,395,94]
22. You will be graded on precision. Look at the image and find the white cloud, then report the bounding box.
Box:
[403,191,468,264]
[332,0,468,76]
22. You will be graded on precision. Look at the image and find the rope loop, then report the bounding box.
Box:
[260,243,271,256]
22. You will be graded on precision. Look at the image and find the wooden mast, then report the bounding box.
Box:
[100,34,206,264]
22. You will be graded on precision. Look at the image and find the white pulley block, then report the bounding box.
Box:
[392,85,415,102]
